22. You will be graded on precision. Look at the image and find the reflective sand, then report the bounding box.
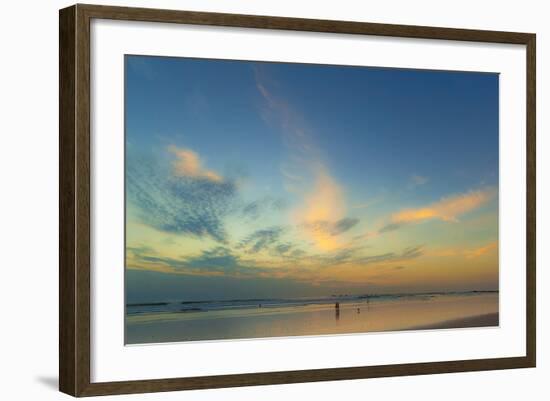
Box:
[126,293,498,344]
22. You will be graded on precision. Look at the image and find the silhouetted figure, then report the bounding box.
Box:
[335,302,340,321]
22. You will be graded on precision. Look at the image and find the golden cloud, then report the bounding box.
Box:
[389,187,496,226]
[255,67,353,252]
[464,241,498,259]
[293,163,346,251]
[168,145,222,182]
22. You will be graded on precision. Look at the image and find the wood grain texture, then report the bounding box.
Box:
[79,3,533,44]
[59,5,76,396]
[75,4,92,396]
[78,357,533,396]
[59,3,536,397]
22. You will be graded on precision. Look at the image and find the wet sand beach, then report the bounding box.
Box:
[126,292,498,344]
[408,312,498,330]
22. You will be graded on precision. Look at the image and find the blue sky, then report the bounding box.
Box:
[125,55,499,303]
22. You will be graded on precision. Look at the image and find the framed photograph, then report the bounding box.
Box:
[59,4,536,397]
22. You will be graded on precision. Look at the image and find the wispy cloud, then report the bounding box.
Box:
[274,243,293,255]
[127,147,236,242]
[127,246,262,277]
[274,244,422,270]
[353,245,424,266]
[255,67,354,251]
[184,247,241,272]
[464,241,498,259]
[238,226,286,254]
[241,197,287,221]
[303,217,360,237]
[269,242,308,259]
[127,242,424,283]
[378,223,404,234]
[128,244,303,279]
[379,187,496,233]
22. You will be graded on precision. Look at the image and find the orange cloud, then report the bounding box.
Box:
[255,68,352,252]
[389,188,496,227]
[464,241,498,258]
[168,145,222,182]
[293,164,346,251]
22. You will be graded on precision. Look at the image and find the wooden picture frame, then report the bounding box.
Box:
[59,3,536,397]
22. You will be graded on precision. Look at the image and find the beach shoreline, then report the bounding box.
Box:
[126,292,499,344]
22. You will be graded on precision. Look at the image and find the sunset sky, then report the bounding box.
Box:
[125,55,499,303]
